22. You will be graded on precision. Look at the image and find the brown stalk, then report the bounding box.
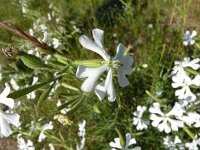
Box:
[0,22,57,53]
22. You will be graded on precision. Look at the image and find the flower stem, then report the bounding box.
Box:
[183,125,195,139]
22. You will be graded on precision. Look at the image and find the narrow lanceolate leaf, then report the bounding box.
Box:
[185,67,200,75]
[8,79,55,99]
[19,52,49,69]
[37,81,56,105]
[54,54,68,65]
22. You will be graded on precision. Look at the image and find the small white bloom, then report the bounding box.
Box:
[17,136,35,150]
[38,121,53,142]
[52,38,61,49]
[77,29,133,101]
[133,105,150,130]
[149,102,184,133]
[109,133,141,150]
[10,79,20,90]
[76,120,86,150]
[163,135,185,150]
[185,134,200,150]
[183,30,197,46]
[172,74,200,101]
[172,57,200,76]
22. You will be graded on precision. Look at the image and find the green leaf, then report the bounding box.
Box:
[54,54,68,65]
[19,52,49,69]
[37,81,56,105]
[92,105,101,114]
[8,79,55,99]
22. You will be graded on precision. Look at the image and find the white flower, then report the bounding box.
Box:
[109,133,141,150]
[185,135,200,150]
[163,136,185,150]
[17,136,35,150]
[38,121,53,142]
[183,30,197,46]
[76,29,133,101]
[172,57,200,76]
[172,74,200,101]
[52,38,61,49]
[133,106,150,130]
[149,102,184,133]
[181,112,200,128]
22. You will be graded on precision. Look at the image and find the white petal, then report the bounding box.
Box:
[190,40,195,45]
[150,114,163,127]
[1,111,20,127]
[94,81,106,100]
[149,103,164,115]
[109,138,122,149]
[92,29,104,48]
[114,43,125,61]
[183,41,189,46]
[117,66,132,87]
[79,35,110,61]
[0,97,14,109]
[1,83,10,98]
[107,74,116,102]
[191,30,197,38]
[76,65,108,92]
[0,116,12,137]
[94,69,116,101]
[114,43,133,67]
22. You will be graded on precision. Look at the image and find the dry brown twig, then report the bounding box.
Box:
[0,21,57,53]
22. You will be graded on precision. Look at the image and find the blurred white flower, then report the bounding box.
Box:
[52,38,61,49]
[38,121,53,142]
[149,102,184,133]
[26,77,38,100]
[133,105,150,130]
[76,29,133,101]
[76,120,86,150]
[10,79,20,90]
[183,30,197,46]
[40,24,48,42]
[48,144,55,150]
[56,100,70,114]
[172,74,200,101]
[109,133,141,150]
[163,136,185,150]
[185,134,200,150]
[17,136,35,150]
[172,57,200,77]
